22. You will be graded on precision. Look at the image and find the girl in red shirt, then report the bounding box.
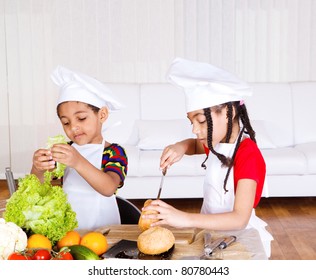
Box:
[142,58,273,258]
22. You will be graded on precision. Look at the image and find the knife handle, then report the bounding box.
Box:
[204,237,225,256]
[219,235,237,249]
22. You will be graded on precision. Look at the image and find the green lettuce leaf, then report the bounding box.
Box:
[45,134,68,181]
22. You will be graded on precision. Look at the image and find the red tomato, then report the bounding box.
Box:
[32,249,51,260]
[52,251,73,260]
[7,252,30,260]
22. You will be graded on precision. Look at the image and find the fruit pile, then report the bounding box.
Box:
[7,230,108,260]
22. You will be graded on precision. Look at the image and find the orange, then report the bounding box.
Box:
[57,231,81,250]
[80,232,108,255]
[27,233,52,250]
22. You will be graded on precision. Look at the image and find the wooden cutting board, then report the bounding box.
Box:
[96,225,197,245]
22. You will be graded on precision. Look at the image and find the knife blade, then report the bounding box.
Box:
[157,167,167,199]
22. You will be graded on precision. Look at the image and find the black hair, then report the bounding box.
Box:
[202,101,256,193]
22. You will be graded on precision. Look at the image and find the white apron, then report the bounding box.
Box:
[63,140,120,230]
[200,138,273,258]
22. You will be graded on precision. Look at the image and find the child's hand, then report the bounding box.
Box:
[160,143,185,170]
[51,144,82,169]
[32,149,56,173]
[141,199,190,228]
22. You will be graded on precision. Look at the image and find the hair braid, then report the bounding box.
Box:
[222,126,245,193]
[200,108,211,169]
[226,103,233,143]
[203,108,232,168]
[236,102,256,142]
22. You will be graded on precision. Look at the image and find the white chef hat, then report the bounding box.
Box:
[51,65,124,111]
[166,57,252,113]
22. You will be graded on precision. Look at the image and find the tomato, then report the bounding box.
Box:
[7,252,30,260]
[32,249,51,260]
[52,251,73,260]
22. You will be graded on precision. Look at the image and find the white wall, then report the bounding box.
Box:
[1,0,316,177]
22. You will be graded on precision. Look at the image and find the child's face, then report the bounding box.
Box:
[58,101,105,145]
[187,106,228,148]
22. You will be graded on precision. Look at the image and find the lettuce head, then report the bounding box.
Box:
[3,174,78,244]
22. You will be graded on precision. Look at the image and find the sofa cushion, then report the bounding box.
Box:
[261,148,307,175]
[138,150,207,176]
[295,142,316,173]
[251,120,276,149]
[123,145,140,176]
[291,82,316,144]
[246,83,294,147]
[104,84,141,145]
[137,119,194,150]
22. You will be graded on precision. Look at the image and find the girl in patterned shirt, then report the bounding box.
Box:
[31,66,127,230]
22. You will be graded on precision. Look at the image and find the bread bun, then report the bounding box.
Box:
[137,226,175,255]
[138,199,159,231]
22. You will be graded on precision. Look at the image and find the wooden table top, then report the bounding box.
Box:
[0,199,267,260]
[93,224,268,260]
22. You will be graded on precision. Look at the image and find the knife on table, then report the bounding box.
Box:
[180,234,237,260]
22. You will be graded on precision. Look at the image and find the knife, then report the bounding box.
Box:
[157,167,167,199]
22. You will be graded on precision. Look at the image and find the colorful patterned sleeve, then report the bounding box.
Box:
[101,143,128,188]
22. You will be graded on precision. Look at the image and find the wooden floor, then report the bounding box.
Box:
[1,180,315,260]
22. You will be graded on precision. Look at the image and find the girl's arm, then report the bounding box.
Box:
[142,179,256,230]
[51,144,120,196]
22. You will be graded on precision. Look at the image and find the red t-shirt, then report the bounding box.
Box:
[204,138,266,208]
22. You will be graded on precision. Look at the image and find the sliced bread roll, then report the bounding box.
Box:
[138,199,159,232]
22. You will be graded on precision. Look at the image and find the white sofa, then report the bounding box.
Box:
[103,82,316,199]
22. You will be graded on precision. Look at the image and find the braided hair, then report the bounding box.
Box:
[201,101,256,193]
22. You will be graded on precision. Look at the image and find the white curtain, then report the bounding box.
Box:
[1,0,316,177]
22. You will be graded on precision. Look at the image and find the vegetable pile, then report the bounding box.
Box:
[3,174,78,244]
[0,218,27,260]
[5,230,105,260]
[3,134,77,244]
[7,247,74,260]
